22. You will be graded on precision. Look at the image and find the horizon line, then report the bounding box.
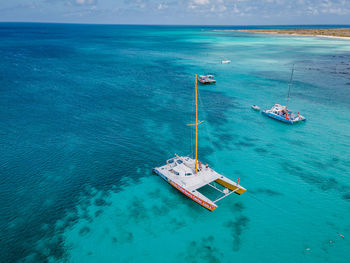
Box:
[1,21,350,27]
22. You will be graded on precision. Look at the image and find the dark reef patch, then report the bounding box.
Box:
[227,201,245,213]
[341,159,350,168]
[161,194,179,208]
[22,234,68,263]
[235,141,256,148]
[147,188,161,199]
[233,202,245,212]
[342,193,350,201]
[224,215,250,251]
[242,136,259,142]
[169,217,187,230]
[94,198,107,207]
[152,203,170,216]
[81,198,92,210]
[211,140,224,151]
[286,139,308,147]
[81,211,93,223]
[128,197,149,223]
[95,209,103,218]
[199,89,239,126]
[303,159,327,170]
[125,232,134,243]
[254,147,268,154]
[281,161,350,193]
[250,188,283,196]
[332,157,339,163]
[44,235,67,261]
[216,132,235,142]
[179,236,223,263]
[79,226,91,236]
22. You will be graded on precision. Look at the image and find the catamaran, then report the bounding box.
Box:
[262,65,306,124]
[153,74,246,211]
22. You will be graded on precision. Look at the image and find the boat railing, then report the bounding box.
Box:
[206,181,240,203]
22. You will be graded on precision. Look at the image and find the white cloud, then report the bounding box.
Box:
[233,3,239,13]
[193,0,210,5]
[158,3,168,10]
[70,0,97,5]
[23,0,350,24]
[306,5,319,15]
[210,4,227,12]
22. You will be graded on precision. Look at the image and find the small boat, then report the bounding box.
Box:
[221,60,231,64]
[153,74,246,211]
[262,104,306,124]
[198,74,216,84]
[251,105,260,111]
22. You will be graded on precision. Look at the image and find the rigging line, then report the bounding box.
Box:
[246,192,290,215]
[286,64,295,108]
[197,88,219,166]
[214,188,224,202]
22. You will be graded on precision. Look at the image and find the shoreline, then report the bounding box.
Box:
[237,29,350,40]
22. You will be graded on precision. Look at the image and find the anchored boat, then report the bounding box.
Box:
[262,104,305,124]
[251,105,260,111]
[198,74,216,84]
[263,65,306,124]
[153,74,246,211]
[221,60,231,64]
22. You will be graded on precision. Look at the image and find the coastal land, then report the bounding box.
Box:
[240,28,350,39]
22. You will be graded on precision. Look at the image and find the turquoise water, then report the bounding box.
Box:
[1,23,350,262]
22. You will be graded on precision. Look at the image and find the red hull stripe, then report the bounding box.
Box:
[170,181,217,211]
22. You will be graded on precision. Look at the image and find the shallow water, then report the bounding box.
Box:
[1,23,350,263]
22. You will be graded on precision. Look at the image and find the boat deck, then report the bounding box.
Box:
[262,104,306,124]
[156,162,222,191]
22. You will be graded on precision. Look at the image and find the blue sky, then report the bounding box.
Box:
[1,0,350,25]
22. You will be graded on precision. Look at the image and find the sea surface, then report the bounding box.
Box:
[1,23,350,263]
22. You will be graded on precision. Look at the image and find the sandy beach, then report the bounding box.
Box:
[239,28,350,39]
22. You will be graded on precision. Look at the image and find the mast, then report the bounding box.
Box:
[187,74,203,173]
[195,74,198,173]
[286,64,295,109]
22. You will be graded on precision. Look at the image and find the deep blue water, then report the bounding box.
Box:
[1,23,350,263]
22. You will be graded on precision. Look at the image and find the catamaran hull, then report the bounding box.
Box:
[262,111,305,124]
[199,80,216,84]
[215,178,246,195]
[153,168,217,211]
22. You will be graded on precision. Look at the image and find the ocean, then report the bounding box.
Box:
[1,23,350,263]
